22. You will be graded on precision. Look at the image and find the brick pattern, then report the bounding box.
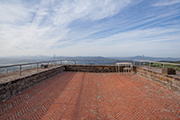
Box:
[0,72,179,120]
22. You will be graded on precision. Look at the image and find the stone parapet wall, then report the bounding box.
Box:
[64,65,136,73]
[136,68,180,93]
[0,66,64,103]
[65,65,116,72]
[64,65,117,72]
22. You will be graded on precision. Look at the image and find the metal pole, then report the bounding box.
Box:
[149,62,151,69]
[133,60,135,66]
[163,64,165,69]
[54,54,55,62]
[116,65,117,73]
[19,65,21,76]
[126,64,127,75]
[118,65,119,73]
[37,63,38,71]
[103,60,104,65]
[88,60,90,65]
[143,54,145,65]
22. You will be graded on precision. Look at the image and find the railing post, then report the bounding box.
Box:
[133,60,135,66]
[37,63,38,71]
[88,60,90,65]
[19,65,21,76]
[5,69,8,74]
[163,64,165,69]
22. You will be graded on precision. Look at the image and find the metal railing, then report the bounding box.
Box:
[134,60,180,69]
[0,60,62,75]
[0,59,133,75]
[0,59,179,76]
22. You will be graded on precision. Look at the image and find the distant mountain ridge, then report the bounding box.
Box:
[110,56,180,62]
[0,56,180,66]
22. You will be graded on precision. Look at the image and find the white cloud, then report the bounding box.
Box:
[153,0,180,6]
[49,0,131,26]
[0,1,36,23]
[0,0,179,57]
[27,26,180,57]
[0,0,130,55]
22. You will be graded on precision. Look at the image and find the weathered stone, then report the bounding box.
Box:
[41,64,48,68]
[162,68,176,75]
[64,65,132,73]
[136,67,180,93]
[0,66,64,103]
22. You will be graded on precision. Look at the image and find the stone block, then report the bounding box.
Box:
[162,68,176,75]
[41,64,48,68]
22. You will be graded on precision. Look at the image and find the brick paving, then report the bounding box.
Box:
[0,72,180,120]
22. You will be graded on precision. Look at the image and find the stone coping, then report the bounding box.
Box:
[138,66,180,79]
[0,65,63,84]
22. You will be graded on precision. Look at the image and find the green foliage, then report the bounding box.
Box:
[151,62,180,71]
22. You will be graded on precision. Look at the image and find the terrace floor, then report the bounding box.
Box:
[0,72,180,120]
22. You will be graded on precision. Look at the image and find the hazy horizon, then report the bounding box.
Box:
[1,55,180,59]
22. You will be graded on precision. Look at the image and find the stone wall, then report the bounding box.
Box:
[136,68,180,93]
[0,66,64,103]
[64,65,136,73]
[64,65,117,72]
[64,65,133,73]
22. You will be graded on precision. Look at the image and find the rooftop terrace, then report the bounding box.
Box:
[0,72,179,120]
[0,60,180,119]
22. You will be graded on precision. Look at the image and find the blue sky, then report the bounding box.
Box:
[0,0,180,57]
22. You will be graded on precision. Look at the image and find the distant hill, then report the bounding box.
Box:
[109,56,180,62]
[0,56,52,66]
[55,56,110,60]
[0,56,110,66]
[0,55,180,66]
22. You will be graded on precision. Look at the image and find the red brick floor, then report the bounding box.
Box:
[0,72,180,120]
